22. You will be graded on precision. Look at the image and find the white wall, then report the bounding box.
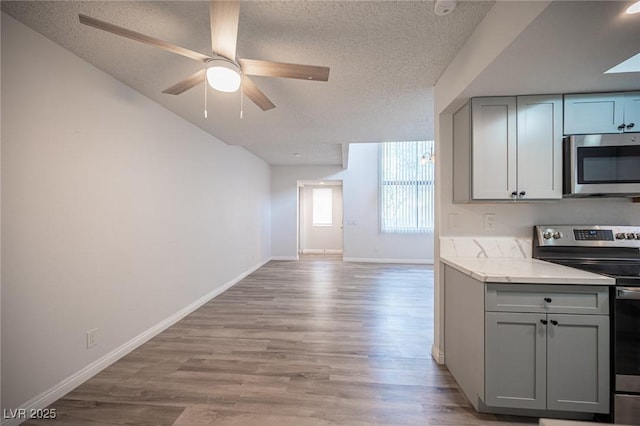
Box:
[301,185,343,253]
[0,11,3,411]
[1,13,271,412]
[432,1,640,363]
[272,143,433,263]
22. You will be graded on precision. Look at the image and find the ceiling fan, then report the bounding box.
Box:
[78,1,330,112]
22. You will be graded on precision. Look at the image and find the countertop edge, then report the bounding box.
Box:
[440,256,616,286]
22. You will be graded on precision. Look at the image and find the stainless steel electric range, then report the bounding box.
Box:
[533,225,640,425]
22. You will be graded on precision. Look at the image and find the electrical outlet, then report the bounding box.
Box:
[87,328,98,349]
[484,213,497,231]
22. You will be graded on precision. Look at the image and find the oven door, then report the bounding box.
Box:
[615,286,640,425]
[616,286,640,391]
[567,134,640,196]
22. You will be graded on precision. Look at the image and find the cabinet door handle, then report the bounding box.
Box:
[540,319,548,325]
[519,191,526,198]
[544,297,552,303]
[511,191,518,198]
[627,123,635,130]
[618,123,626,131]
[550,320,559,326]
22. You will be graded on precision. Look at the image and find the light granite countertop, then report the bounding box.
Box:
[441,256,615,285]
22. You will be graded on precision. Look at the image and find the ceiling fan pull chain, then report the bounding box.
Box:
[204,77,208,119]
[240,83,244,119]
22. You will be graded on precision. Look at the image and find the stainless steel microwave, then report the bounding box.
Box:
[563,134,640,197]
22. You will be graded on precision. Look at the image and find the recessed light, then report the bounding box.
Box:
[626,0,640,14]
[605,51,640,74]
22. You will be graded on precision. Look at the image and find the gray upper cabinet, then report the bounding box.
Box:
[564,91,640,134]
[624,92,640,132]
[516,96,563,200]
[470,97,517,200]
[454,95,562,202]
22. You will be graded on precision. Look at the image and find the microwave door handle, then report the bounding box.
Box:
[617,288,640,300]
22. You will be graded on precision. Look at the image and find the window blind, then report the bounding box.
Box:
[380,141,434,233]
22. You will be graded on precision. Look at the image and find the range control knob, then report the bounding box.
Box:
[552,231,563,240]
[626,233,637,240]
[543,231,553,240]
[636,233,640,239]
[616,233,626,240]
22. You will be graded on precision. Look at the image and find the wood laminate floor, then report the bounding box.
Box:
[27,257,537,425]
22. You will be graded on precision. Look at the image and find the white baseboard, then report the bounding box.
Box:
[1,258,270,426]
[269,255,299,261]
[431,344,445,365]
[301,249,343,254]
[343,257,434,265]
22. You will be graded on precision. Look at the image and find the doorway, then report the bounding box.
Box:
[297,180,344,257]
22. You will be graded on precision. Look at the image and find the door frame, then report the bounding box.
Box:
[297,180,344,257]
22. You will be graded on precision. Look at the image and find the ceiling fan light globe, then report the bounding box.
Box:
[627,1,640,14]
[206,61,241,93]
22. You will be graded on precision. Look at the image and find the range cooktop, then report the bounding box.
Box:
[533,225,640,286]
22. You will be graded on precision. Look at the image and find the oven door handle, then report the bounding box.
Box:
[617,287,640,300]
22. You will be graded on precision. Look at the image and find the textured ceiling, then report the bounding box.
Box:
[1,1,494,166]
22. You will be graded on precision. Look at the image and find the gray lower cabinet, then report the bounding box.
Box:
[546,314,609,413]
[485,288,610,414]
[443,265,611,417]
[485,312,547,410]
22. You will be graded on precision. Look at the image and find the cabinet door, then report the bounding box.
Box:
[564,93,625,134]
[623,91,640,133]
[471,97,517,200]
[546,314,609,413]
[485,312,547,410]
[517,95,563,199]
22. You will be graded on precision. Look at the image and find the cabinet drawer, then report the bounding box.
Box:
[485,284,609,314]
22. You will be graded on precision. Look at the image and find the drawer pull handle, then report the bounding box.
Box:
[544,297,552,303]
[550,320,559,326]
[540,319,548,325]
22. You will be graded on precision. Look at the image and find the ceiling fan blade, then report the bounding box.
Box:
[239,59,330,81]
[162,69,206,95]
[210,0,240,61]
[79,14,212,63]
[242,76,275,111]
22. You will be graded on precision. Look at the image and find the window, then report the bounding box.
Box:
[312,187,333,226]
[380,141,434,233]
